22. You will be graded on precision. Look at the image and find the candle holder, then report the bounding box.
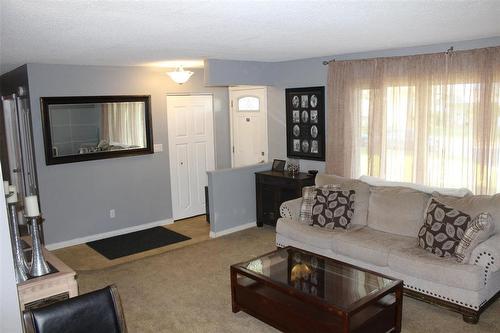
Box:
[7,199,29,283]
[27,215,51,277]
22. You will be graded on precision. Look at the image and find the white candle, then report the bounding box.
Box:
[24,195,40,217]
[6,185,17,203]
[3,181,9,195]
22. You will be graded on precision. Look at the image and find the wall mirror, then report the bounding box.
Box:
[41,95,153,165]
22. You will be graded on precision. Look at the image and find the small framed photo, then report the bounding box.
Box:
[310,125,318,138]
[286,87,325,161]
[301,95,309,108]
[310,110,318,123]
[311,140,319,153]
[272,159,286,172]
[301,140,309,153]
[301,110,309,123]
[310,95,318,108]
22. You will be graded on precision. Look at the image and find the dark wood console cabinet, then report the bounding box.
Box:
[255,171,315,227]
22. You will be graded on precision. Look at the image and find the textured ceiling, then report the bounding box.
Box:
[1,0,499,73]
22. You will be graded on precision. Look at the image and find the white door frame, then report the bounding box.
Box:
[166,93,215,220]
[229,86,268,167]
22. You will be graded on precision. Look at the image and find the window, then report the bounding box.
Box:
[328,47,500,194]
[238,96,259,111]
[354,82,500,193]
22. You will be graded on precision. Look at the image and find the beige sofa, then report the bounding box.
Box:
[276,174,500,323]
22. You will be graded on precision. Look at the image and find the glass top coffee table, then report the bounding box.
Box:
[230,246,403,333]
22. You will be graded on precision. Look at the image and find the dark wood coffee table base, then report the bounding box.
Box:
[230,248,403,333]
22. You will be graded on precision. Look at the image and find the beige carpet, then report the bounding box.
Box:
[77,226,500,333]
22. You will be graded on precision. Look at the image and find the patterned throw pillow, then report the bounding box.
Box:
[455,212,495,263]
[418,198,471,257]
[299,184,339,224]
[311,189,355,230]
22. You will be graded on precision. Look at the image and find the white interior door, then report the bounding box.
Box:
[167,95,215,220]
[229,86,268,167]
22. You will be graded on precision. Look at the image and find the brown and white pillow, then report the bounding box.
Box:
[455,212,495,263]
[418,198,471,257]
[311,189,355,230]
[299,184,339,224]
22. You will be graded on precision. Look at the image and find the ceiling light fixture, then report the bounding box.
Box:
[167,66,194,84]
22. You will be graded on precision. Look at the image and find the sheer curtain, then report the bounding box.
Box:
[101,102,146,147]
[327,47,500,194]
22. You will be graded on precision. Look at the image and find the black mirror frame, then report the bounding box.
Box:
[40,95,154,165]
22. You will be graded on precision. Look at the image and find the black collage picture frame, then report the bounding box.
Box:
[285,86,325,161]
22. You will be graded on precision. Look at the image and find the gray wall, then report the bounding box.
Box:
[12,36,500,245]
[27,64,230,245]
[207,162,272,235]
[206,36,500,173]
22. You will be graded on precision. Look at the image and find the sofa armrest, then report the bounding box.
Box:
[279,197,302,219]
[469,233,500,272]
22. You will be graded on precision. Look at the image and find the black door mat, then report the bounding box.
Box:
[87,226,191,260]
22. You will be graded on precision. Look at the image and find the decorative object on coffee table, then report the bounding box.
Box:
[255,171,314,227]
[231,246,403,332]
[285,86,325,161]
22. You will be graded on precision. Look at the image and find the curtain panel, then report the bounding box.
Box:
[100,102,146,147]
[327,46,500,194]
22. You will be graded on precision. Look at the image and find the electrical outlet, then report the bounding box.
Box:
[109,209,116,219]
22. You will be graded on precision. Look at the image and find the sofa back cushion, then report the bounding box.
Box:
[367,186,430,237]
[314,174,369,226]
[434,193,500,232]
[359,175,472,197]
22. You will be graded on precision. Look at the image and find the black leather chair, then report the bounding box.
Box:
[23,285,127,333]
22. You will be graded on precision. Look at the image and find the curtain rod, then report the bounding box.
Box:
[322,46,455,65]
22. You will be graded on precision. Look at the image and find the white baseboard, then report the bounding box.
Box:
[209,222,256,238]
[45,218,174,250]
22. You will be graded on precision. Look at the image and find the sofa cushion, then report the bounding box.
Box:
[276,218,363,250]
[299,184,339,225]
[367,186,429,237]
[359,175,472,197]
[418,198,471,258]
[388,246,484,291]
[455,212,495,263]
[418,198,471,257]
[330,227,415,266]
[311,189,355,230]
[434,192,500,232]
[314,174,369,226]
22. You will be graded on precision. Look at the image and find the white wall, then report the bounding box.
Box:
[0,168,22,333]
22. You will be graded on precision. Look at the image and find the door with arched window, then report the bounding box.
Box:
[229,86,268,167]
